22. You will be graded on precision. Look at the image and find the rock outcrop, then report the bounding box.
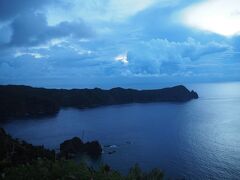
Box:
[84,141,102,157]
[60,137,102,158]
[0,127,102,171]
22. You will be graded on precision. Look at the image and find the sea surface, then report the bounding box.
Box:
[1,82,240,179]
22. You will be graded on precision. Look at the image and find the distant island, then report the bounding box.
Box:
[0,85,198,121]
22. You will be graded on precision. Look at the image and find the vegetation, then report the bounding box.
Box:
[1,159,164,180]
[0,127,164,179]
[0,85,198,122]
[0,128,55,170]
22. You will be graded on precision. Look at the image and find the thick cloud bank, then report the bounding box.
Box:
[0,0,239,88]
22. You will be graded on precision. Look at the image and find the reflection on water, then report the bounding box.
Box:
[1,82,240,179]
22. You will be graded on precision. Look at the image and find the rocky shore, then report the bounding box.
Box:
[0,128,164,179]
[0,128,102,171]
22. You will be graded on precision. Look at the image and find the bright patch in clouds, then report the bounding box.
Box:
[115,53,129,64]
[14,52,47,59]
[182,0,240,36]
[0,0,240,86]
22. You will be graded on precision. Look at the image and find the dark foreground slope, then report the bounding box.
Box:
[0,127,164,179]
[0,85,198,121]
[0,128,55,169]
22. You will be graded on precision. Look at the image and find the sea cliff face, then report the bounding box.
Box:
[0,85,198,121]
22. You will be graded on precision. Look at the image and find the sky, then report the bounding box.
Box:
[0,0,239,88]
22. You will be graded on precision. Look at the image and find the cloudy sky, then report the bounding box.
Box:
[0,0,239,88]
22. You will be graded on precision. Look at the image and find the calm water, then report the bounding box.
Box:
[1,82,240,179]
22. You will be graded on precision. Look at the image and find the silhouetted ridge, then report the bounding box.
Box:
[0,85,198,121]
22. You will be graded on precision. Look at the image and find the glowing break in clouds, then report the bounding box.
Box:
[14,52,48,59]
[115,53,129,64]
[182,0,240,36]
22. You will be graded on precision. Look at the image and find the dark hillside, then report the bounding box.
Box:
[0,85,198,121]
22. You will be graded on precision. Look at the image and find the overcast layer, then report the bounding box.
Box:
[0,0,239,88]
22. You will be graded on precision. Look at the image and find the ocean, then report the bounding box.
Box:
[1,82,240,179]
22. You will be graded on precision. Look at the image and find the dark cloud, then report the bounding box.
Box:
[0,23,11,44]
[8,12,94,47]
[0,0,56,21]
[232,35,240,51]
[0,0,93,47]
[0,0,239,87]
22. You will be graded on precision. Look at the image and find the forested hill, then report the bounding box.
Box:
[0,85,198,121]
